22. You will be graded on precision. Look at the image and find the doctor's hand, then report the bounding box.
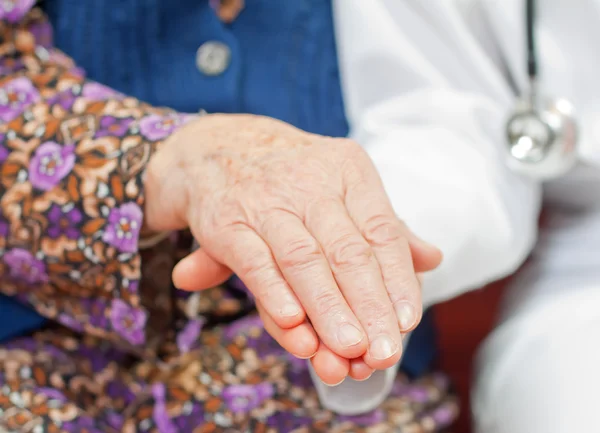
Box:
[145,113,442,377]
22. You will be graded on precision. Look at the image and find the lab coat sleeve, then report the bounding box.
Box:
[333,0,542,307]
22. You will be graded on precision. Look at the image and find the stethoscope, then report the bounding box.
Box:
[505,0,578,179]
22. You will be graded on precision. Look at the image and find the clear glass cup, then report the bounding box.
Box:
[308,335,410,415]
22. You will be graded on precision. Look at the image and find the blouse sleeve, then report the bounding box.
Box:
[0,3,195,353]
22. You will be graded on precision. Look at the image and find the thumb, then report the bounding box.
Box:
[172,247,233,290]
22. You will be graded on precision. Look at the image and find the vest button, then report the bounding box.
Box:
[196,41,231,76]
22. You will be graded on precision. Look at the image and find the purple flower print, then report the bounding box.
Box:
[125,278,140,294]
[5,338,68,363]
[104,412,125,431]
[109,299,147,345]
[95,116,134,138]
[286,353,309,372]
[405,385,431,404]
[0,133,9,163]
[29,142,76,191]
[429,404,456,427]
[48,89,76,111]
[338,409,385,426]
[245,328,285,359]
[151,384,178,433]
[0,58,24,76]
[84,298,110,329]
[0,76,40,121]
[390,381,407,399]
[0,0,35,23]
[173,402,205,432]
[287,357,312,387]
[223,314,263,340]
[267,413,313,432]
[285,353,312,387]
[0,209,9,238]
[4,337,35,351]
[61,416,104,433]
[46,204,83,240]
[28,20,52,47]
[41,344,69,361]
[76,345,110,373]
[106,380,136,405]
[391,381,434,403]
[432,372,450,390]
[102,202,143,253]
[3,248,47,284]
[81,82,123,100]
[153,409,177,433]
[151,382,167,401]
[222,382,274,413]
[35,387,67,403]
[139,114,183,141]
[56,313,84,332]
[76,343,128,374]
[176,318,205,354]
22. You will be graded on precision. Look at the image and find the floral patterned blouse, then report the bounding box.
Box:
[0,2,459,432]
[0,1,197,351]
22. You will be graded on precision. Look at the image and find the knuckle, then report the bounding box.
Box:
[305,196,338,216]
[336,140,370,182]
[258,206,295,231]
[382,260,408,278]
[357,297,394,324]
[313,291,345,319]
[327,235,373,273]
[341,160,366,187]
[386,283,415,306]
[205,201,251,234]
[253,277,283,301]
[380,266,420,305]
[278,237,322,272]
[386,273,418,300]
[239,253,273,281]
[362,214,404,247]
[337,138,364,156]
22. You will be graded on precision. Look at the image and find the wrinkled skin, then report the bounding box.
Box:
[145,114,442,384]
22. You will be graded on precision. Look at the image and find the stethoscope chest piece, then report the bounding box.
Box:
[506,96,578,179]
[506,0,579,179]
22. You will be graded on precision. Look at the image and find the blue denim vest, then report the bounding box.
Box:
[1,0,435,375]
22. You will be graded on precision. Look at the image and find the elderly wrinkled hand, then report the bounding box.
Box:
[144,114,442,384]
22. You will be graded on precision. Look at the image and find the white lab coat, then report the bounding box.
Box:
[334,0,543,308]
[331,1,600,431]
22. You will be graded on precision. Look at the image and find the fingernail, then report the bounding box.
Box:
[395,302,417,331]
[337,323,364,347]
[369,335,399,360]
[325,377,346,387]
[295,352,317,360]
[355,372,374,382]
[280,303,301,317]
